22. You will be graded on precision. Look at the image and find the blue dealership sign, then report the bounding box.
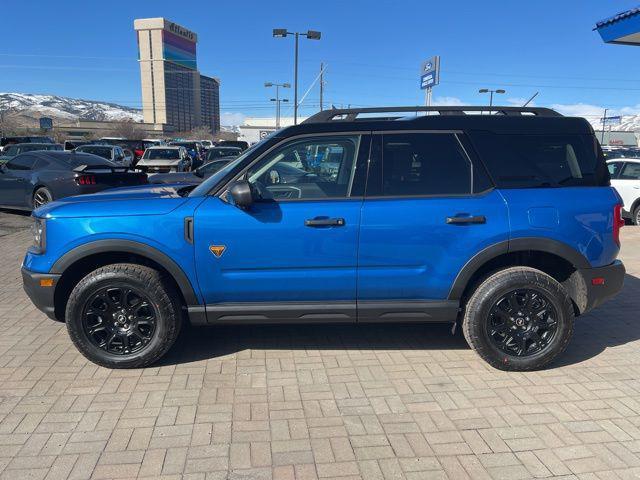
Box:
[420,56,440,90]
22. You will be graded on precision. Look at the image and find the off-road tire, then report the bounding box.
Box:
[462,267,574,371]
[65,263,182,369]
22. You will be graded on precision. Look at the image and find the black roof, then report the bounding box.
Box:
[272,106,593,137]
[30,151,114,166]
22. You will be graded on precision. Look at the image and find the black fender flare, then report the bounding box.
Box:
[447,237,591,301]
[51,239,199,305]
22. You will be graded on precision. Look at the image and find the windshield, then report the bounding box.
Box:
[59,153,116,168]
[22,144,61,152]
[144,149,180,160]
[189,137,270,197]
[207,148,240,160]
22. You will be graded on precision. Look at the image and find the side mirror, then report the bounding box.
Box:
[229,180,254,209]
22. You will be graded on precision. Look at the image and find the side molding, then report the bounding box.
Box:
[51,239,199,305]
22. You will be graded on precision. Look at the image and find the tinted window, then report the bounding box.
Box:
[78,146,113,159]
[608,162,624,178]
[4,146,18,156]
[207,148,241,160]
[144,149,181,160]
[57,153,115,168]
[246,136,360,200]
[6,155,36,170]
[470,132,609,188]
[199,160,229,175]
[620,163,640,180]
[369,133,471,196]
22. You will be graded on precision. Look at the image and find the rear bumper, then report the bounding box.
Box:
[580,260,625,313]
[21,267,60,320]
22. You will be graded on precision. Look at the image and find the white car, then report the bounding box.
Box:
[137,146,192,173]
[607,158,640,224]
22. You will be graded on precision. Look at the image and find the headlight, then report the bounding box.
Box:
[30,217,46,254]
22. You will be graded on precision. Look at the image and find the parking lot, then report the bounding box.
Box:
[0,210,639,480]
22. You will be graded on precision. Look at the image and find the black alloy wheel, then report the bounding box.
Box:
[486,288,558,357]
[82,286,157,355]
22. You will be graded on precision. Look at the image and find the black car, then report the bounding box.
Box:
[0,151,148,210]
[75,145,133,167]
[206,146,242,161]
[1,136,54,151]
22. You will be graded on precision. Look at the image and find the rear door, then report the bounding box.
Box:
[356,131,510,321]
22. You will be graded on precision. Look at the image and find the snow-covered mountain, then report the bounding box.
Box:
[0,92,143,122]
[586,115,640,132]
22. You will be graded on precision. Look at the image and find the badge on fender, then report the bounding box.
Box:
[209,245,226,257]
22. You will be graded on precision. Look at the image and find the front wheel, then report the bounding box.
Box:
[463,267,574,371]
[65,263,182,368]
[633,205,640,226]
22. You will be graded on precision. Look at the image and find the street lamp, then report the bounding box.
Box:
[265,82,291,129]
[270,98,289,129]
[273,28,322,125]
[478,88,506,108]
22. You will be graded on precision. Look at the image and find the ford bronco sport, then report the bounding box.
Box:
[22,106,626,371]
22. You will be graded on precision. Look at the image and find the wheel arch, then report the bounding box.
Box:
[448,237,591,314]
[51,240,199,321]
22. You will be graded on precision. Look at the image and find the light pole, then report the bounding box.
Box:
[270,98,289,129]
[265,82,290,129]
[273,28,321,125]
[479,88,506,109]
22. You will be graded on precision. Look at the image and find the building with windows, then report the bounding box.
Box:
[134,18,220,133]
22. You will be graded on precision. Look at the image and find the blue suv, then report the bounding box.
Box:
[22,106,626,371]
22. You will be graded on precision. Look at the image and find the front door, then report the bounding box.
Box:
[356,131,510,321]
[0,155,35,206]
[193,134,370,323]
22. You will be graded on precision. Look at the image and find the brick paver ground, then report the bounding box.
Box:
[1,211,639,480]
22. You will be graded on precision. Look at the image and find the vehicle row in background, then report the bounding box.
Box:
[0,151,147,210]
[0,143,63,163]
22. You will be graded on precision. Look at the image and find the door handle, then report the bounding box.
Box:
[446,215,486,225]
[305,217,346,227]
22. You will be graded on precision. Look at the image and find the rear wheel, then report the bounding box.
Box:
[65,263,182,369]
[633,205,640,226]
[463,267,574,371]
[32,187,53,208]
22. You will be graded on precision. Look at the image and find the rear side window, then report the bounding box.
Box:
[608,162,623,178]
[470,132,609,188]
[6,155,36,170]
[367,133,471,196]
[620,162,640,180]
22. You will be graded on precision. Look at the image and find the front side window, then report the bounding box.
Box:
[368,133,472,196]
[620,162,640,180]
[246,135,360,200]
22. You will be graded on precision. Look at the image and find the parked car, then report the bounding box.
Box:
[206,146,242,161]
[149,157,308,185]
[98,139,155,163]
[607,158,640,224]
[75,145,133,167]
[64,140,92,151]
[22,106,625,371]
[216,140,249,151]
[1,136,54,152]
[168,141,204,168]
[0,143,63,164]
[0,151,147,210]
[200,140,214,150]
[136,146,191,173]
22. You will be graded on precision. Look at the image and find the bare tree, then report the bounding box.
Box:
[0,108,22,136]
[109,120,146,139]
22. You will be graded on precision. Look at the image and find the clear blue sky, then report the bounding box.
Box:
[1,0,640,124]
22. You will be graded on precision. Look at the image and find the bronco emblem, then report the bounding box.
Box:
[209,245,226,257]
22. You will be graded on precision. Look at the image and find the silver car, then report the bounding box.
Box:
[136,146,191,173]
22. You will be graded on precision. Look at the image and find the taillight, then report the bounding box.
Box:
[134,149,144,158]
[75,175,96,186]
[614,204,624,246]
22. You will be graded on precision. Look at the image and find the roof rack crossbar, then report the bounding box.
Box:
[303,106,562,123]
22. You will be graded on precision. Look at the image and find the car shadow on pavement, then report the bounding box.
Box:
[158,273,640,369]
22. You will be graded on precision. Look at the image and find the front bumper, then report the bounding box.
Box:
[21,267,61,320]
[580,260,625,313]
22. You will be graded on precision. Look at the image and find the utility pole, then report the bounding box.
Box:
[319,62,324,111]
[601,108,608,145]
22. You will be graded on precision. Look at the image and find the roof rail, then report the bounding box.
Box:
[303,106,562,123]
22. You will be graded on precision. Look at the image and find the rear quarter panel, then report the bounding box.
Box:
[501,186,621,267]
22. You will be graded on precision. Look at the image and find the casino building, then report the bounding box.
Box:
[134,18,220,133]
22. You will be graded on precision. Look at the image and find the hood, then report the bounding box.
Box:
[35,184,194,219]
